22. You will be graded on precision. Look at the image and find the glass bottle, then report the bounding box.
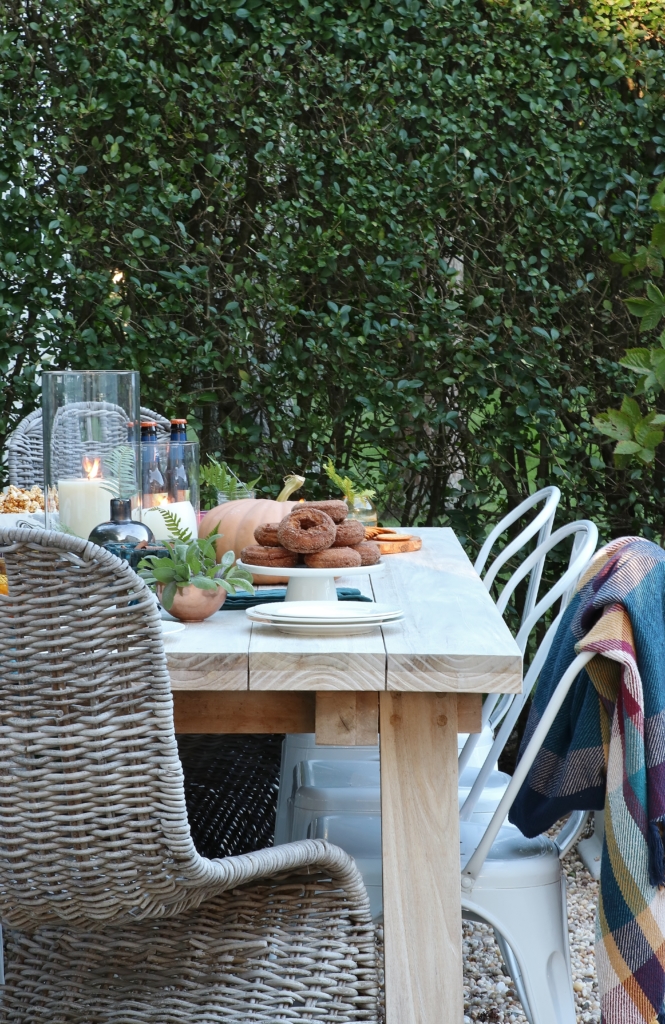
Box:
[143,424,168,508]
[140,422,154,500]
[88,498,155,546]
[168,419,190,502]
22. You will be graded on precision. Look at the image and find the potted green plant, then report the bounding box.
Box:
[137,509,255,622]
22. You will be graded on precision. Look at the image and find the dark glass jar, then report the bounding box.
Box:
[88,499,154,546]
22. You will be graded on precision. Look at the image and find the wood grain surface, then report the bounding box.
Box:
[378,536,423,554]
[315,691,379,745]
[372,528,522,693]
[168,652,247,691]
[173,691,315,733]
[380,691,463,1024]
[456,693,482,733]
[172,690,479,737]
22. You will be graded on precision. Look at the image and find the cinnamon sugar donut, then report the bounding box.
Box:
[304,547,362,569]
[332,519,365,548]
[240,544,298,568]
[300,500,348,523]
[353,540,381,566]
[277,507,336,553]
[254,522,281,546]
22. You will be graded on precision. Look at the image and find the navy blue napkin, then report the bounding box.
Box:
[222,587,372,610]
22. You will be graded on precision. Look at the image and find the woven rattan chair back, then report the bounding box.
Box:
[0,527,220,929]
[5,409,43,490]
[6,407,171,489]
[0,528,379,1022]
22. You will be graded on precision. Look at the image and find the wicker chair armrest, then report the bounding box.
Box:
[199,839,370,909]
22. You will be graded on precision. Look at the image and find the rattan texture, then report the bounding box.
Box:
[178,734,284,860]
[0,528,378,1023]
[6,407,171,488]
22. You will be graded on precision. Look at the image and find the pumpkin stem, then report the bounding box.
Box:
[277,474,305,501]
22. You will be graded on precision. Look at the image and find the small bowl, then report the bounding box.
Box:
[157,583,227,622]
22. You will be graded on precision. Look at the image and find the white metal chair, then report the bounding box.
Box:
[461,650,596,1024]
[459,519,598,776]
[474,486,561,627]
[458,488,562,766]
[458,523,597,1020]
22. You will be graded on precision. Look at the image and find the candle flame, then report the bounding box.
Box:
[153,494,170,508]
[82,457,101,480]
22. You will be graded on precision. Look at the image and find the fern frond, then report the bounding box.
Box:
[102,445,139,500]
[157,507,193,542]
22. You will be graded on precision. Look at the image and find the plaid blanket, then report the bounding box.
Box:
[509,537,665,1024]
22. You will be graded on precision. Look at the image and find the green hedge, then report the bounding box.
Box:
[2,0,665,547]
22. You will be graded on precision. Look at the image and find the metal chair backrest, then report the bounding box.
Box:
[474,486,561,627]
[0,527,209,931]
[458,520,598,780]
[6,407,171,489]
[461,650,596,883]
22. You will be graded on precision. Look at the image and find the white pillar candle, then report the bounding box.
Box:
[58,478,111,540]
[141,500,198,541]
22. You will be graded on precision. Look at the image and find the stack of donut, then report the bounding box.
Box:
[240,500,381,569]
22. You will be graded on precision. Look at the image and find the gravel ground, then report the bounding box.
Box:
[462,840,600,1023]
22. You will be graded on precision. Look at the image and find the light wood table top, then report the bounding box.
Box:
[165,527,522,694]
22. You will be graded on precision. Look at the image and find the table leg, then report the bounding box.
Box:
[380,691,463,1024]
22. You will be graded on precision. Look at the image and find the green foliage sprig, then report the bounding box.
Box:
[324,459,375,506]
[200,458,260,503]
[595,182,665,468]
[137,510,254,610]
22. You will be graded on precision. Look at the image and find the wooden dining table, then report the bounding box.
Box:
[165,526,523,1024]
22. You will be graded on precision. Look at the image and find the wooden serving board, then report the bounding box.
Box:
[378,536,423,555]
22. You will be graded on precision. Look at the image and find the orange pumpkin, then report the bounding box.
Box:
[198,476,306,584]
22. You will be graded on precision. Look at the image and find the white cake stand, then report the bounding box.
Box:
[237,560,385,602]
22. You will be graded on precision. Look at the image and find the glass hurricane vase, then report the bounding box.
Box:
[43,370,141,540]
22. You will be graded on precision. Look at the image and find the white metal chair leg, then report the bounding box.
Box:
[464,879,576,1024]
[493,928,535,1024]
[577,810,603,880]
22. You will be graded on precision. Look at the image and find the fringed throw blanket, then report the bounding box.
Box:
[509,537,665,1024]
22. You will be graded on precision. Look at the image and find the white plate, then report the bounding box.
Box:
[161,620,186,637]
[238,561,385,578]
[252,620,383,636]
[246,601,403,625]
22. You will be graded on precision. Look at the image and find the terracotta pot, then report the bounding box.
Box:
[157,583,227,623]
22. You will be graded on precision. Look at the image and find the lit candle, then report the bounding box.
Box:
[141,499,198,541]
[58,458,112,540]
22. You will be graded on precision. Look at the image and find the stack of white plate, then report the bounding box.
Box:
[246,601,404,635]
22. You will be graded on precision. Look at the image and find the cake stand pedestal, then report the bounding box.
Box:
[237,561,385,602]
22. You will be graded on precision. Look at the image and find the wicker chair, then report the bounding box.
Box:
[6,405,171,489]
[0,527,378,1024]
